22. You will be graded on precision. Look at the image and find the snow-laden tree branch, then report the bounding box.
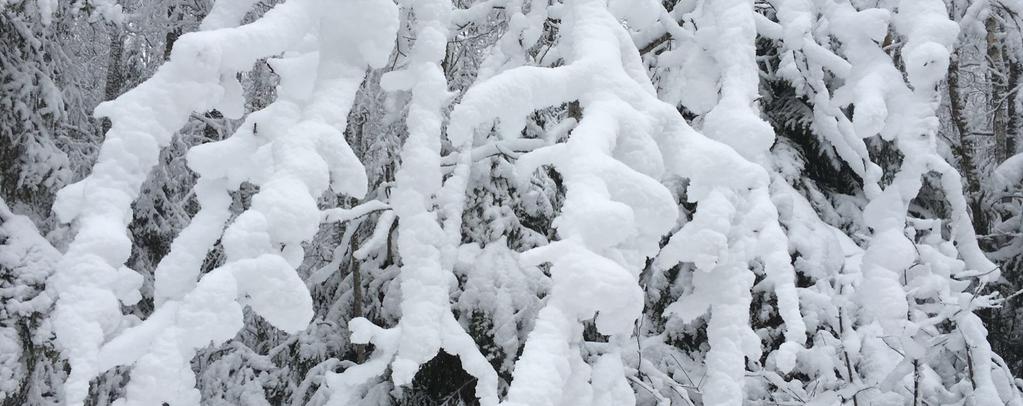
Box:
[324,1,500,405]
[20,0,1023,404]
[49,0,397,404]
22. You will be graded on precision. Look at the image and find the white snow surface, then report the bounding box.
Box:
[50,0,395,404]
[37,0,1019,405]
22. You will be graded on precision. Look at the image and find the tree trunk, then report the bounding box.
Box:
[101,25,124,133]
[348,222,366,363]
[163,5,182,61]
[987,17,1010,163]
[1007,59,1020,158]
[949,49,988,234]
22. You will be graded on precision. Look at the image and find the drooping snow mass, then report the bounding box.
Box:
[5,0,1023,405]
[47,0,394,404]
[323,1,501,404]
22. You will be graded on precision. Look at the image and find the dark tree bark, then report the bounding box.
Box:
[987,17,1011,163]
[101,26,125,133]
[948,49,988,234]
